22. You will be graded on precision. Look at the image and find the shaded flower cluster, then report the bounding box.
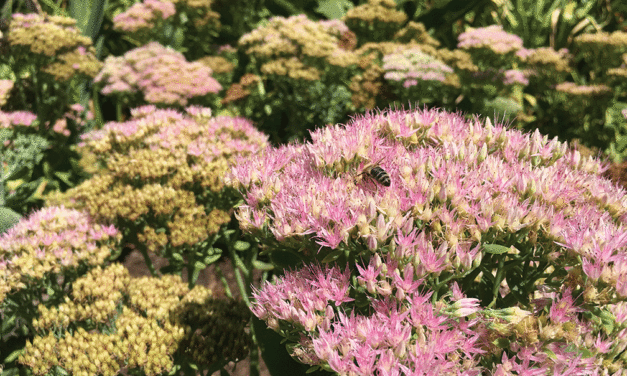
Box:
[19,263,249,375]
[553,82,613,118]
[94,42,222,106]
[574,31,627,72]
[6,13,102,81]
[229,107,627,374]
[516,47,572,90]
[45,105,267,270]
[342,0,407,45]
[239,14,358,81]
[0,206,121,303]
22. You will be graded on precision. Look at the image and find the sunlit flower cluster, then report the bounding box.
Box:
[19,263,250,375]
[0,206,121,303]
[45,105,267,257]
[229,107,627,374]
[6,13,102,81]
[94,42,222,106]
[239,15,358,81]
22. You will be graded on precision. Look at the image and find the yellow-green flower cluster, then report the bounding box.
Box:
[342,0,407,44]
[0,206,121,303]
[45,106,268,255]
[20,264,247,376]
[574,31,627,71]
[6,13,102,81]
[239,14,358,81]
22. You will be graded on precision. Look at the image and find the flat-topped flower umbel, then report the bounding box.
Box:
[229,107,627,374]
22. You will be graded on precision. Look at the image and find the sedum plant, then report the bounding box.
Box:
[45,105,268,284]
[18,263,250,376]
[228,107,627,374]
[238,14,358,143]
[0,13,101,215]
[0,206,121,372]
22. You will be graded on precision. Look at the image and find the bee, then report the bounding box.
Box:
[368,166,391,186]
[355,158,391,187]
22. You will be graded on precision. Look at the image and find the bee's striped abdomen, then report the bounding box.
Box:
[369,166,390,186]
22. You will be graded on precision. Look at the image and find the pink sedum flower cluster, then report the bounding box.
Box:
[0,110,37,128]
[0,206,121,303]
[383,48,454,87]
[112,0,176,33]
[229,107,627,374]
[94,42,222,106]
[458,25,524,55]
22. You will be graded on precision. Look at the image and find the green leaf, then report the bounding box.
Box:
[54,171,73,186]
[0,367,20,376]
[1,314,16,334]
[315,0,353,19]
[172,252,184,262]
[203,254,221,265]
[0,207,21,234]
[483,243,510,255]
[252,260,274,271]
[233,240,251,251]
[70,0,106,41]
[194,261,207,270]
[3,349,22,363]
